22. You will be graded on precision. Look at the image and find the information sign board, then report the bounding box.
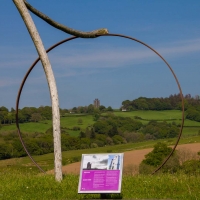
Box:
[78,153,124,193]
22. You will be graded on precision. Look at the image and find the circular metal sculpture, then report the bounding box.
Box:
[16,33,185,174]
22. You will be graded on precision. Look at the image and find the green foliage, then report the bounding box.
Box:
[138,162,155,174]
[112,135,126,144]
[0,144,12,159]
[79,131,86,138]
[181,160,200,175]
[141,142,172,167]
[0,105,199,161]
[186,106,200,122]
[30,113,42,122]
[139,142,181,174]
[161,154,180,173]
[93,115,142,137]
[107,106,113,111]
[93,112,100,121]
[123,132,144,143]
[11,140,27,157]
[121,93,200,112]
[61,135,81,150]
[99,105,106,111]
[90,142,98,148]
[90,128,96,139]
[142,120,179,139]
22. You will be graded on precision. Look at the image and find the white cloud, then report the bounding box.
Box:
[49,37,200,72]
[157,38,200,56]
[1,38,199,82]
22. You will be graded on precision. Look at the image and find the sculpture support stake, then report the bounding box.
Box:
[13,0,62,182]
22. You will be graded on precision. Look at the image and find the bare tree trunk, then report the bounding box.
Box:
[13,0,62,182]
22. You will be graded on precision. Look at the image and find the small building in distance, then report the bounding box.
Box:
[94,98,100,108]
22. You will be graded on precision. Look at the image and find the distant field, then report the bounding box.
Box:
[114,110,182,120]
[0,121,52,133]
[61,114,93,129]
[182,127,200,136]
[0,110,199,137]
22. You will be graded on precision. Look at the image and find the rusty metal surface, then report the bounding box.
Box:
[16,34,184,174]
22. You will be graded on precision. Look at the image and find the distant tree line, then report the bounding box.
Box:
[121,93,200,111]
[0,104,114,126]
[1,93,200,126]
[70,104,113,114]
[121,93,200,122]
[0,106,69,125]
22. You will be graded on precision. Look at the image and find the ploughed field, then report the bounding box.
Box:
[47,142,200,175]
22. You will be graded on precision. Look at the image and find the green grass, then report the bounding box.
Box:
[0,115,94,135]
[0,121,52,133]
[1,110,200,199]
[0,168,200,199]
[61,115,94,129]
[1,135,200,172]
[182,127,200,136]
[1,110,200,135]
[114,110,183,120]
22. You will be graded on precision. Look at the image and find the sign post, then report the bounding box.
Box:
[78,153,124,195]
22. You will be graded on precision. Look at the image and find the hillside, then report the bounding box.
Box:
[47,142,200,175]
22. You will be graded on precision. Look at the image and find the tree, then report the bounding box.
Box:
[139,142,180,174]
[99,105,106,111]
[79,131,86,138]
[13,0,108,182]
[21,107,37,121]
[38,106,52,120]
[142,142,172,167]
[107,106,113,111]
[30,113,42,122]
[72,107,77,113]
[0,144,12,159]
[0,106,9,112]
[93,109,101,121]
[0,106,9,124]
[87,104,95,113]
[90,128,96,139]
[121,100,131,110]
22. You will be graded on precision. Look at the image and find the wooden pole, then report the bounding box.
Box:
[13,0,62,182]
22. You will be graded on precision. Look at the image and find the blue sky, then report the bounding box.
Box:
[0,1,200,110]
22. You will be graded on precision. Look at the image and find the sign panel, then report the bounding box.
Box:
[78,153,124,193]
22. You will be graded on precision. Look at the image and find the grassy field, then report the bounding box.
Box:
[0,121,52,133]
[114,110,183,120]
[1,110,200,199]
[0,168,200,199]
[0,110,200,137]
[0,135,200,173]
[0,115,94,136]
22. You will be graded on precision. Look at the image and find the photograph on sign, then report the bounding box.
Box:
[78,153,124,194]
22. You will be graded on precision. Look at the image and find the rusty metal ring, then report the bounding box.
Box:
[16,34,184,174]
